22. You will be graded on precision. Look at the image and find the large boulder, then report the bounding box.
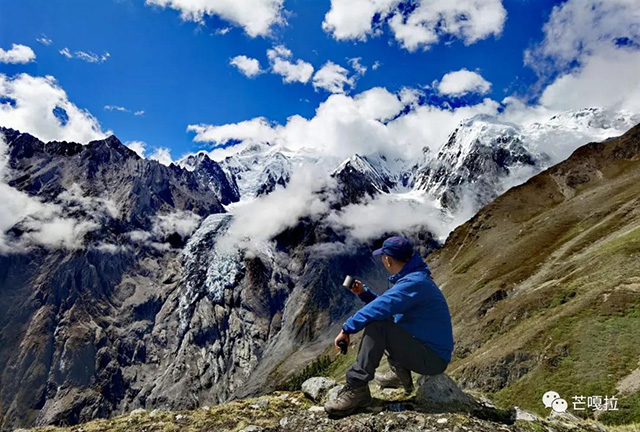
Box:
[416,374,475,407]
[301,377,337,402]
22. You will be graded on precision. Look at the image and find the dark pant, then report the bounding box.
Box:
[346,320,448,388]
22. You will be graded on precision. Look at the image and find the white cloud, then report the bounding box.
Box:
[126,140,147,157]
[218,166,334,252]
[525,0,640,74]
[153,210,201,238]
[312,61,355,94]
[0,44,36,64]
[0,135,100,252]
[105,105,128,112]
[190,87,500,162]
[105,105,145,116]
[189,117,279,147]
[145,0,285,37]
[437,69,492,96]
[0,73,107,143]
[539,48,640,114]
[230,55,263,78]
[323,0,506,51]
[372,61,381,71]
[36,35,53,46]
[149,147,173,166]
[327,193,450,241]
[267,45,314,84]
[348,57,367,76]
[59,48,110,63]
[59,48,73,58]
[524,0,640,115]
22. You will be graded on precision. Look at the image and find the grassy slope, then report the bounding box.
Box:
[428,123,640,425]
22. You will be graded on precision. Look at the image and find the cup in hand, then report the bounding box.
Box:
[342,275,355,289]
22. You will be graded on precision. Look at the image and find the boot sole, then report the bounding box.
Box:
[324,399,372,417]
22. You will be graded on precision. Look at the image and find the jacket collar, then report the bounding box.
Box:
[388,253,429,284]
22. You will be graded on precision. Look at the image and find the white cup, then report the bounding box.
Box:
[342,275,354,289]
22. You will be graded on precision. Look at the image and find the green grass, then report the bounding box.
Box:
[492,306,640,424]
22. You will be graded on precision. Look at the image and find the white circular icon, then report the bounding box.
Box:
[542,391,561,408]
[552,398,568,413]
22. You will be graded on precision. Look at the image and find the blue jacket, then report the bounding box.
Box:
[342,253,454,363]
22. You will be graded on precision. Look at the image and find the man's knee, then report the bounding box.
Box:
[364,320,393,335]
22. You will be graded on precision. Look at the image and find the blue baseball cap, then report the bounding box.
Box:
[372,236,414,260]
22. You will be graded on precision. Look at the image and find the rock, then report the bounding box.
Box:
[301,377,337,402]
[308,406,325,413]
[249,399,269,409]
[149,409,160,417]
[515,407,539,421]
[129,408,147,416]
[174,414,186,421]
[326,385,344,403]
[437,417,449,424]
[279,416,289,427]
[416,374,474,406]
[239,426,262,432]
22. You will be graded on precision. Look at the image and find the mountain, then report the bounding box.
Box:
[0,129,392,431]
[0,107,637,431]
[427,122,640,425]
[413,108,639,211]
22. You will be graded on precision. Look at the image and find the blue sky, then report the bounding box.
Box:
[0,0,638,161]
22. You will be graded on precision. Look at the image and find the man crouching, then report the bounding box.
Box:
[325,236,454,417]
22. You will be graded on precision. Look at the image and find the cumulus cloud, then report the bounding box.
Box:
[437,69,491,96]
[149,147,173,166]
[323,0,506,51]
[525,0,640,74]
[267,45,314,84]
[0,73,107,143]
[125,140,147,157]
[189,117,279,147]
[539,48,640,114]
[312,61,355,94]
[145,0,285,37]
[191,87,500,162]
[0,44,36,64]
[524,0,640,114]
[230,55,263,78]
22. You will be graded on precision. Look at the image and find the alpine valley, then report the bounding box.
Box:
[0,107,638,431]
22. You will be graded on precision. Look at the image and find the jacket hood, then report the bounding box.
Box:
[388,253,430,284]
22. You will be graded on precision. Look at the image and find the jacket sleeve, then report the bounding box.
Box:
[358,284,378,304]
[342,278,423,334]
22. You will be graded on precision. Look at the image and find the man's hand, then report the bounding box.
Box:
[334,330,350,351]
[351,279,364,295]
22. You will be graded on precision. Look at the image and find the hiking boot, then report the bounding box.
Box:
[324,384,372,417]
[375,364,414,394]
